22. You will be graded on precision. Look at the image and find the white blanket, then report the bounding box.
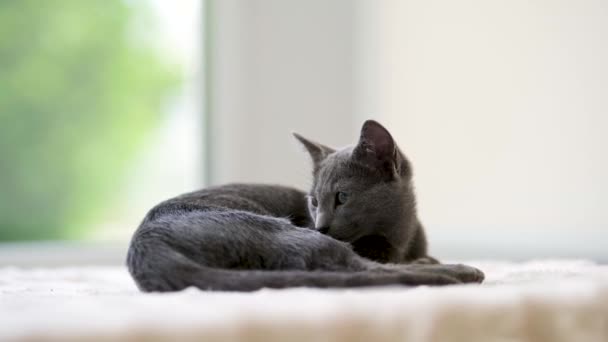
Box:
[1,260,607,341]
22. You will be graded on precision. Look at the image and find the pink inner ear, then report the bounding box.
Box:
[361,121,394,159]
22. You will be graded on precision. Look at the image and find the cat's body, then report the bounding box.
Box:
[127,120,483,292]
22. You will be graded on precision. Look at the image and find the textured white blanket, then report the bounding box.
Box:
[1,260,607,341]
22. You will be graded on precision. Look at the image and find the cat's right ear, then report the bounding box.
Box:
[293,132,335,167]
[352,120,400,179]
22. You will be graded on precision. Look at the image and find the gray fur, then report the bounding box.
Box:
[127,120,484,292]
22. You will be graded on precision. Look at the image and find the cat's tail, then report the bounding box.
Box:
[126,206,484,292]
[127,248,456,292]
[126,233,471,292]
[171,267,462,292]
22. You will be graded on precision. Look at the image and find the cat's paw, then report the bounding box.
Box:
[441,264,485,284]
[406,263,485,284]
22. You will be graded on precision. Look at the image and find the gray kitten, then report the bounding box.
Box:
[127,120,484,292]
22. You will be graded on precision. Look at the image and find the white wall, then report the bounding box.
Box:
[208,0,357,189]
[355,0,608,235]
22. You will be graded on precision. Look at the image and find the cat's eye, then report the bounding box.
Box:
[310,196,318,207]
[336,192,349,205]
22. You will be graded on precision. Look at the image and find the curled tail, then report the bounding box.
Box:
[127,244,457,292]
[126,207,483,292]
[127,230,471,292]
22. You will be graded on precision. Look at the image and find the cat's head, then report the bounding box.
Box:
[294,120,416,243]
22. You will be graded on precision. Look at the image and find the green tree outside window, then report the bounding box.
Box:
[0,0,181,241]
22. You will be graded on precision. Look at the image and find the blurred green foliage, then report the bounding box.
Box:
[0,0,180,240]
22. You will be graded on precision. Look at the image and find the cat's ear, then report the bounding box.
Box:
[352,120,399,177]
[293,132,335,166]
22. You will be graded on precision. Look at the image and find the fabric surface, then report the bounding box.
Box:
[1,260,607,341]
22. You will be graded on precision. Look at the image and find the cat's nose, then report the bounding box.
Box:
[315,212,331,231]
[317,226,330,235]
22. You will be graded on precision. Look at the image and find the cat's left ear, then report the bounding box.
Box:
[352,120,401,178]
[293,132,335,167]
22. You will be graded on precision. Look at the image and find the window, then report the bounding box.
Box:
[0,0,203,243]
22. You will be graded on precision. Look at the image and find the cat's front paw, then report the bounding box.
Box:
[444,264,485,283]
[409,263,485,284]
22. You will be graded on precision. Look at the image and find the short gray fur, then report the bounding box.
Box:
[127,120,484,292]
